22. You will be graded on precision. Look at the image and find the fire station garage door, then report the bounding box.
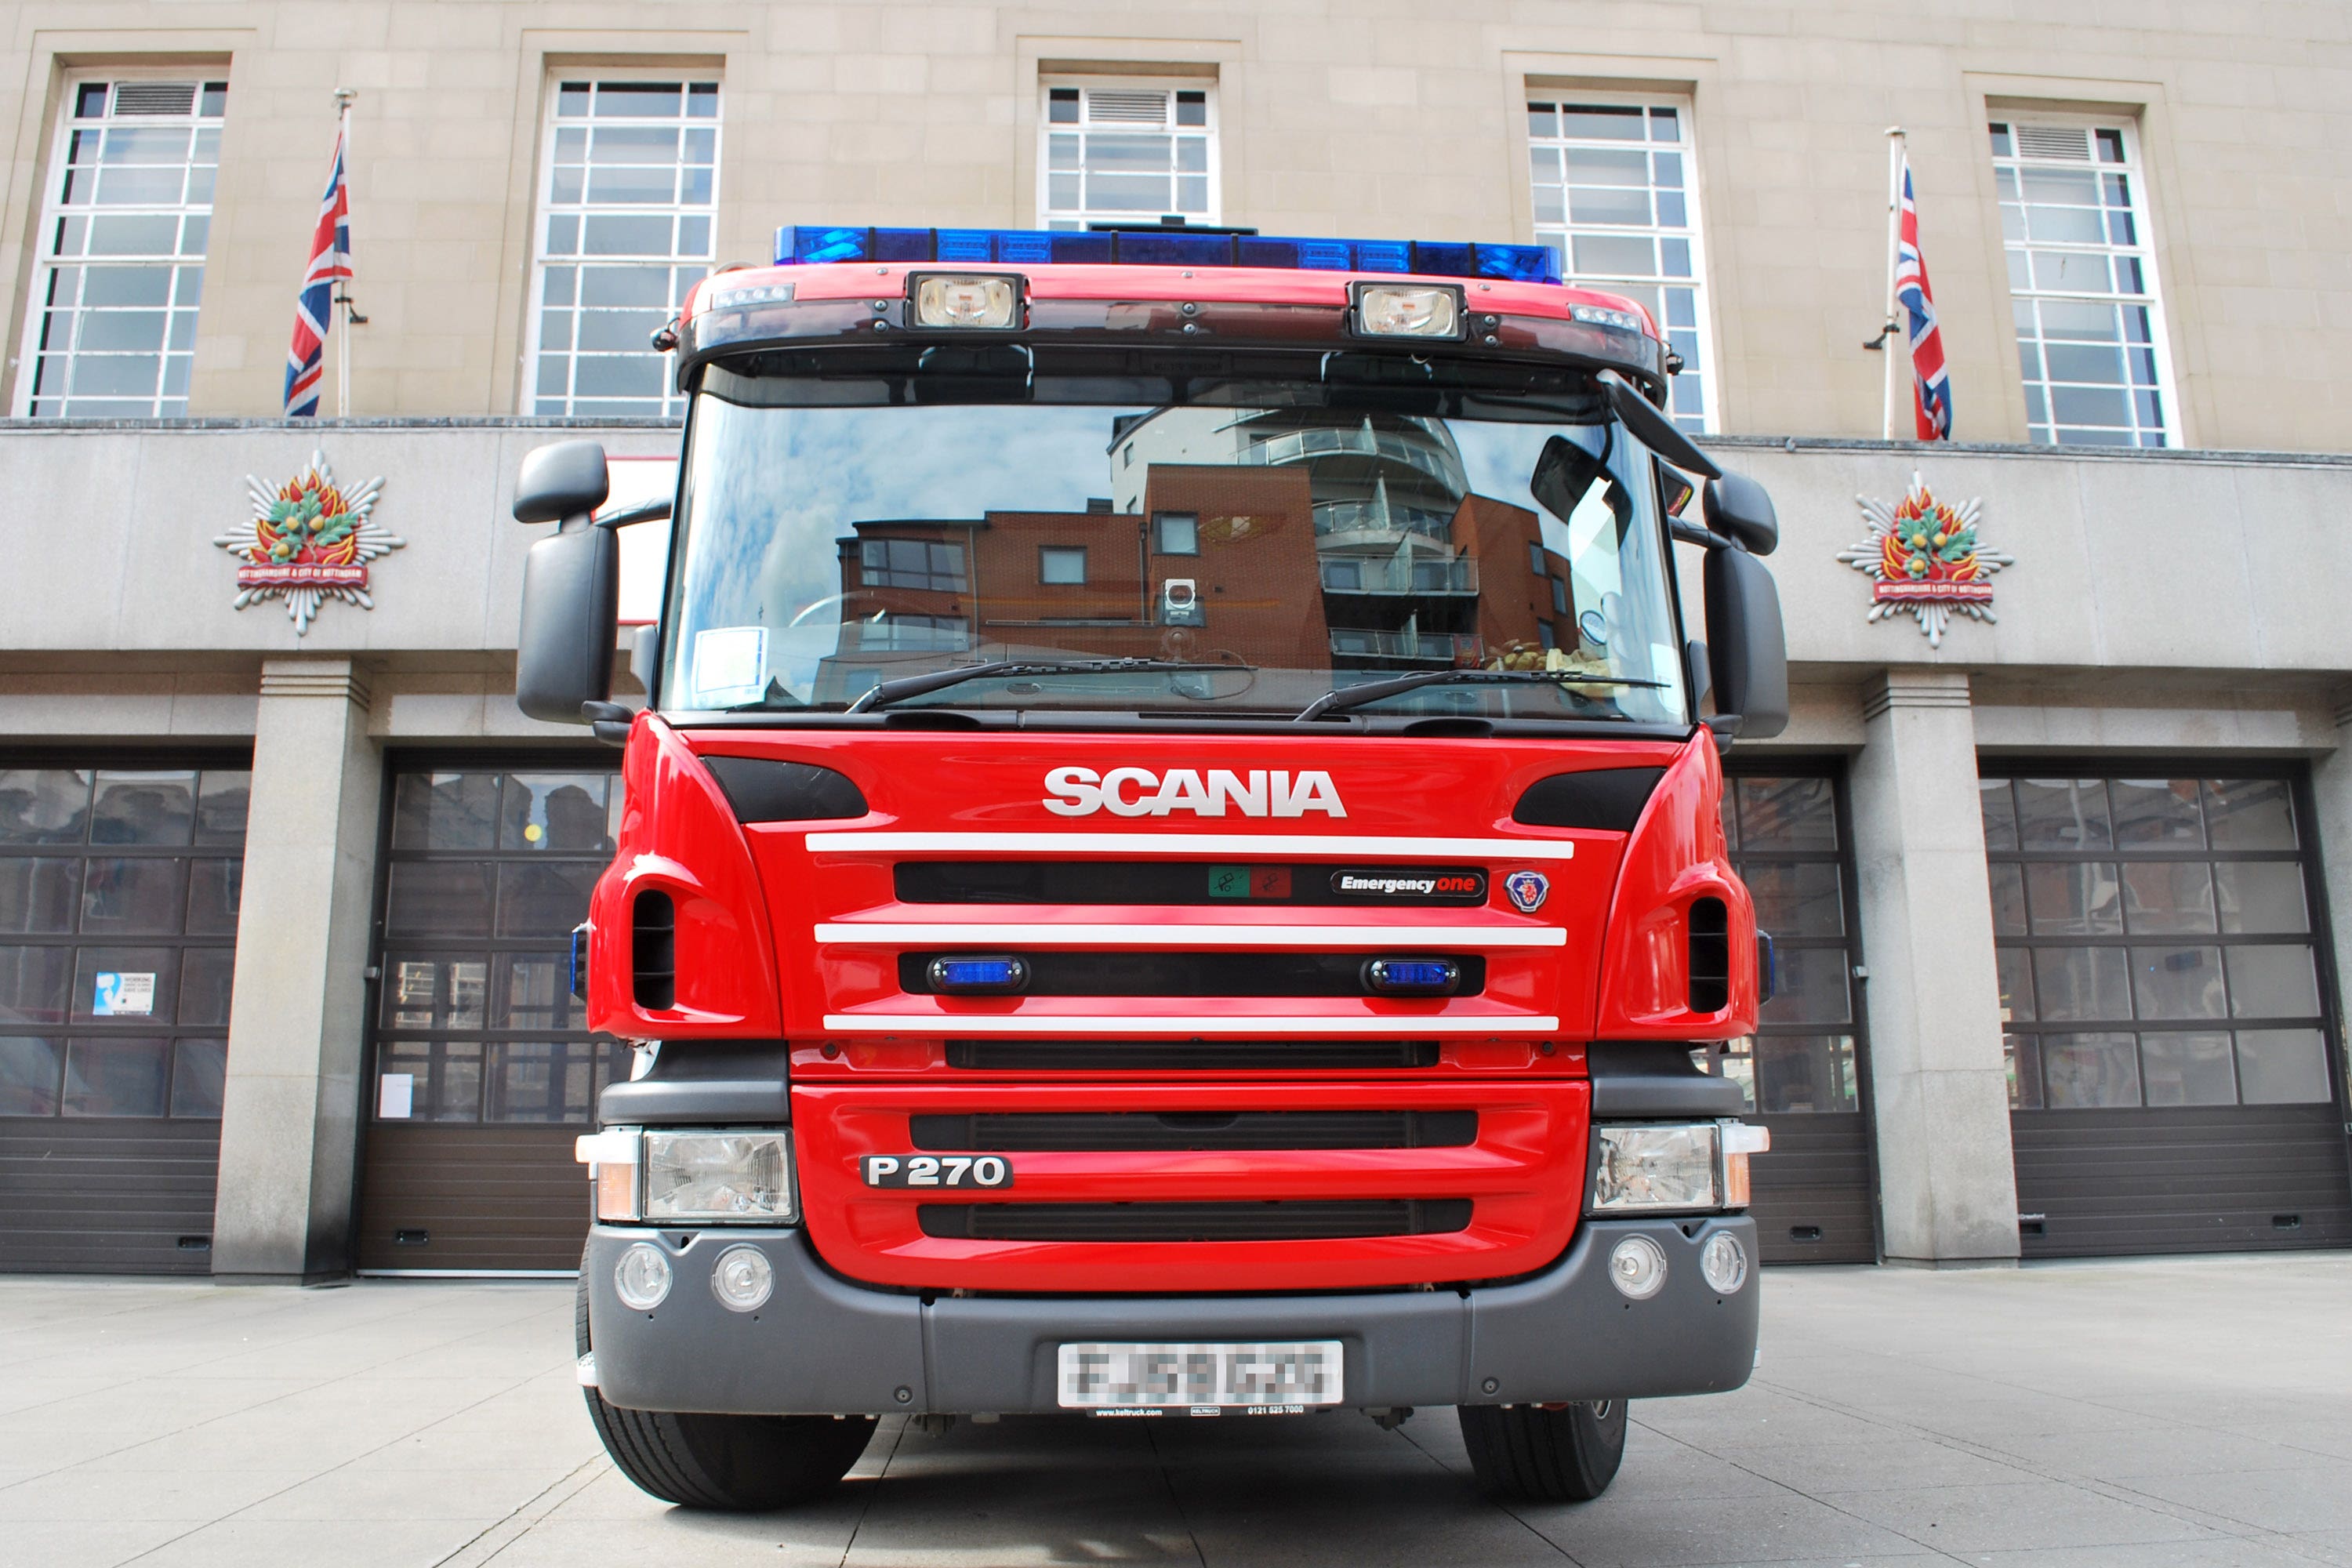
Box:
[1714,767,1879,1265]
[356,761,628,1273]
[0,761,251,1273]
[1986,769,2352,1258]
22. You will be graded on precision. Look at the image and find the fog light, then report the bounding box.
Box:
[1700,1231,1748,1295]
[614,1241,672,1311]
[1353,282,1463,339]
[1608,1235,1668,1300]
[913,274,1019,328]
[710,1244,775,1312]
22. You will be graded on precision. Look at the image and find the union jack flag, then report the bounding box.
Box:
[1894,154,1951,440]
[283,126,352,418]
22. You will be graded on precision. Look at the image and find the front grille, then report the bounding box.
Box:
[945,1040,1443,1071]
[909,1109,1478,1152]
[896,861,1488,906]
[902,951,1485,997]
[916,1199,1473,1242]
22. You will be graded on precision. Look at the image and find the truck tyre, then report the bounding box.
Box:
[575,1254,877,1510]
[1457,1400,1628,1502]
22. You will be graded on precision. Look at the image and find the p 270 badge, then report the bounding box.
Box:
[863,1154,1013,1189]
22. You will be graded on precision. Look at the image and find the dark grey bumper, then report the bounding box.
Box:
[583,1217,1759,1415]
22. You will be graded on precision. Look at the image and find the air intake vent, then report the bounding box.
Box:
[2014,124,2092,161]
[114,82,198,116]
[632,889,676,1011]
[946,1040,1441,1071]
[700,755,867,822]
[917,1199,1472,1242]
[1513,767,1664,831]
[1087,88,1168,124]
[1689,896,1730,1014]
[909,1110,1477,1152]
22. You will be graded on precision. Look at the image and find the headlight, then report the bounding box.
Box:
[1352,281,1465,339]
[1591,1123,1722,1213]
[911,273,1021,329]
[644,1131,798,1223]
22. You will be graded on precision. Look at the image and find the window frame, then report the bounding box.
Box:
[15,70,229,419]
[1036,76,1221,230]
[1152,511,1200,556]
[1038,544,1089,586]
[1523,89,1717,434]
[521,74,721,419]
[1988,112,2182,449]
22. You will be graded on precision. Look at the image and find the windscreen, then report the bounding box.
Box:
[661,355,1687,725]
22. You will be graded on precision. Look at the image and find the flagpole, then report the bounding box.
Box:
[1881,126,1904,441]
[332,88,355,418]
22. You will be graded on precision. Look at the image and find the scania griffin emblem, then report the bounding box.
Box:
[1504,869,1550,913]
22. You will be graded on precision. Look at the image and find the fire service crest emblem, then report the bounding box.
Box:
[1838,474,2013,647]
[213,450,402,635]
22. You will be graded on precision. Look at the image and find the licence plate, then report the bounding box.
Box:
[1057,1340,1343,1413]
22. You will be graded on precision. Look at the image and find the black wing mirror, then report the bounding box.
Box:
[514,439,612,524]
[1703,547,1788,740]
[1704,471,1778,556]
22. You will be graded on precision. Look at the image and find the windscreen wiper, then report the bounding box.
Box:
[844,658,1247,713]
[1294,666,1667,721]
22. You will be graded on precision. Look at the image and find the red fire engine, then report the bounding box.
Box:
[516,223,1788,1510]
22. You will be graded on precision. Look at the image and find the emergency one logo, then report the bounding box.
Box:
[212,449,403,636]
[1044,767,1345,818]
[1838,472,2013,647]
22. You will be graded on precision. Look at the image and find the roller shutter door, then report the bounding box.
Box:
[1713,766,1879,1265]
[1984,768,2352,1257]
[356,760,628,1272]
[0,760,251,1273]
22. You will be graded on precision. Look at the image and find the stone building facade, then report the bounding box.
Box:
[0,0,2345,1279]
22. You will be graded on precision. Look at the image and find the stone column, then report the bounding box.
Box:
[2311,691,2352,1102]
[1847,668,2020,1265]
[212,660,383,1283]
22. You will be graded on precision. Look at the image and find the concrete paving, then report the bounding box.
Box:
[2,1254,2349,1567]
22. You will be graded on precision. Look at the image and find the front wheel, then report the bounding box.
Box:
[576,1256,877,1510]
[1457,1400,1628,1502]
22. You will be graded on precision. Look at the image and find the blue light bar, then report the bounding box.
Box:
[927,956,1030,995]
[1363,958,1462,996]
[779,225,1560,285]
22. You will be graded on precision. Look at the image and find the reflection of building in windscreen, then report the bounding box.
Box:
[811,407,1570,701]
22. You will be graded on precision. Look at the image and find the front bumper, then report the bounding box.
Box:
[583,1215,1759,1415]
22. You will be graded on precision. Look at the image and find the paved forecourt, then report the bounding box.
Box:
[2,1254,2350,1567]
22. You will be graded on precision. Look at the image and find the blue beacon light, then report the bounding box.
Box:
[778,225,1560,285]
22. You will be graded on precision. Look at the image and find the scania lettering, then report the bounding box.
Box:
[516,223,1791,1512]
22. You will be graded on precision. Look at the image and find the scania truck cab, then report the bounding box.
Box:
[519,223,1790,1512]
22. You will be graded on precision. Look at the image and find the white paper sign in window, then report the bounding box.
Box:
[93,971,157,1016]
[691,626,768,707]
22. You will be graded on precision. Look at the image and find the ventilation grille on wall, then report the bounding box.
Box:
[113,82,198,117]
[1087,88,1169,125]
[2013,124,2092,161]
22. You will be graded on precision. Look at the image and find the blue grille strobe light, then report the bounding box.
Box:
[1363,958,1462,997]
[929,956,1030,995]
[780,225,1560,285]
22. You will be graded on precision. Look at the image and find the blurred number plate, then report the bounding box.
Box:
[1058,1340,1342,1412]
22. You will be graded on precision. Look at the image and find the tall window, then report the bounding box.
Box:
[1991,119,2172,447]
[1527,98,1711,431]
[19,78,226,418]
[1040,82,1215,230]
[528,78,718,418]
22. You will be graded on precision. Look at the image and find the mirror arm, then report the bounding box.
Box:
[1599,370,1723,481]
[1669,518,1733,550]
[582,700,634,748]
[593,495,674,529]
